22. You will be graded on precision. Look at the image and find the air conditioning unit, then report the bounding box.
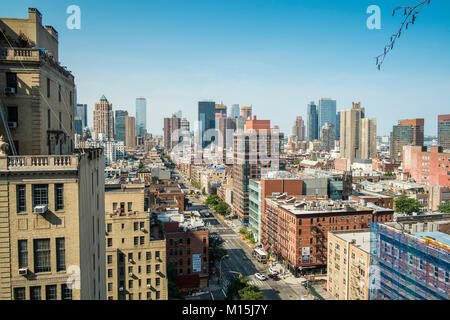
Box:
[18,268,28,276]
[128,258,133,263]
[33,204,48,214]
[8,122,17,128]
[147,284,152,289]
[4,87,16,94]
[119,287,124,291]
[140,227,145,232]
[129,272,133,277]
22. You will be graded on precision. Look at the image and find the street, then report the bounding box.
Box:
[176,168,309,300]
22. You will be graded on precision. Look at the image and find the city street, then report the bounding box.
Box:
[176,168,309,300]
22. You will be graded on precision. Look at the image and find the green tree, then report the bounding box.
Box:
[167,263,184,300]
[209,236,227,271]
[394,195,422,215]
[206,195,220,208]
[238,285,265,300]
[215,201,230,216]
[226,278,249,300]
[438,201,450,213]
[239,227,247,235]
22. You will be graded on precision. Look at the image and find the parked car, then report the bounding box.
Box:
[268,273,280,281]
[254,273,267,281]
[269,266,278,275]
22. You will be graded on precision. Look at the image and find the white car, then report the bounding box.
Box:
[269,267,278,275]
[254,273,267,281]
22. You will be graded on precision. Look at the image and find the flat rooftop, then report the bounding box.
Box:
[414,232,450,247]
[332,230,371,253]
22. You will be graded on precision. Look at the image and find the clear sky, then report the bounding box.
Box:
[2,0,450,136]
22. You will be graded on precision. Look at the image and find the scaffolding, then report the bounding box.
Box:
[369,222,450,300]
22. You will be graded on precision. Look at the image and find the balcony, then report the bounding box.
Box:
[0,48,40,62]
[5,155,79,171]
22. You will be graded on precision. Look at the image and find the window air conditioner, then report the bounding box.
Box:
[4,87,16,94]
[129,272,133,277]
[33,204,48,214]
[141,227,145,232]
[18,268,28,276]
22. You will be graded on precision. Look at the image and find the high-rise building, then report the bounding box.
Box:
[125,115,136,149]
[318,98,337,130]
[340,102,376,164]
[336,111,341,140]
[399,118,424,147]
[320,122,335,152]
[217,117,237,151]
[292,116,305,141]
[93,95,114,140]
[198,101,216,148]
[240,106,252,120]
[232,117,285,225]
[360,118,377,159]
[104,185,168,300]
[0,8,106,300]
[163,114,181,151]
[114,110,128,143]
[135,97,147,136]
[180,118,190,133]
[307,102,319,141]
[438,114,450,150]
[75,104,88,129]
[390,124,413,162]
[231,104,240,119]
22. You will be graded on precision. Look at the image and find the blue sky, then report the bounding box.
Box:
[3,0,450,136]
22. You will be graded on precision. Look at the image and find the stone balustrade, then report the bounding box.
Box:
[6,155,78,170]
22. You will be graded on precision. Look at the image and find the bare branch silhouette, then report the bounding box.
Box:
[376,0,431,70]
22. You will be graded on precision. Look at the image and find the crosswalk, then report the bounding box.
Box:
[247,275,272,290]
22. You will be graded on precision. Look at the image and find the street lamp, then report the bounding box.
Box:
[218,254,229,282]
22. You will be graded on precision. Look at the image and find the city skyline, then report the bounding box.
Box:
[2,0,449,136]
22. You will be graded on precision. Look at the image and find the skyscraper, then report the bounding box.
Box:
[438,114,450,150]
[318,98,337,130]
[399,118,424,147]
[164,114,181,151]
[232,117,285,225]
[231,104,240,119]
[240,106,252,120]
[390,119,424,162]
[114,110,128,143]
[93,95,114,140]
[320,122,335,152]
[292,116,305,141]
[307,102,319,141]
[135,97,147,136]
[75,104,88,129]
[340,102,377,163]
[198,101,216,148]
[125,115,136,148]
[336,111,341,140]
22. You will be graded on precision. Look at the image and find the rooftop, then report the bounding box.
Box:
[414,232,450,247]
[332,230,371,253]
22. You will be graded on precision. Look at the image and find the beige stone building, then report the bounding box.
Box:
[105,184,168,300]
[0,149,106,300]
[125,115,136,149]
[0,8,106,300]
[340,102,377,164]
[327,230,371,300]
[93,95,114,141]
[0,8,75,155]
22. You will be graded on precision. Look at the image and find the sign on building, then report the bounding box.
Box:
[192,254,201,273]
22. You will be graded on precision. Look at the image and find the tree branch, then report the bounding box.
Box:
[375,0,431,70]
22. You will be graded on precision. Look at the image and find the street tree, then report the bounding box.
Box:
[438,201,450,213]
[394,195,422,214]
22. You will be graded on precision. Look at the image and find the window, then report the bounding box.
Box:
[140,222,144,230]
[48,109,51,129]
[7,106,18,125]
[108,283,113,292]
[128,202,133,212]
[146,252,151,260]
[134,222,138,231]
[59,112,62,130]
[107,224,112,233]
[187,238,190,245]
[14,287,26,300]
[107,238,112,247]
[108,269,113,278]
[30,286,41,300]
[134,237,138,246]
[156,291,160,300]
[156,278,160,286]
[18,240,28,268]
[128,280,133,289]
[146,265,151,274]
[128,253,133,261]
[55,184,64,211]
[47,78,51,98]
[6,72,18,90]
[56,238,66,271]
[58,84,61,102]
[45,285,57,300]
[32,184,48,207]
[34,239,51,273]
[61,284,72,300]
[140,236,145,245]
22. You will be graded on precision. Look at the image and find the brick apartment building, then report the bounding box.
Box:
[402,145,450,187]
[262,194,394,276]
